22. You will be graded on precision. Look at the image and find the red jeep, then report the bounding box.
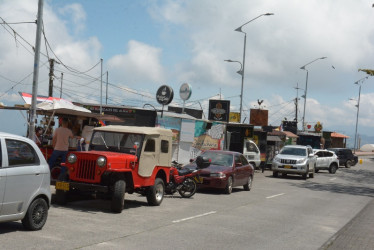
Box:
[55,125,173,213]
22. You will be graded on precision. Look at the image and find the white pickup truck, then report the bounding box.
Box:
[242,139,261,169]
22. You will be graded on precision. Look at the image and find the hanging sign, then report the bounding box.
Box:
[156,85,174,105]
[179,83,192,101]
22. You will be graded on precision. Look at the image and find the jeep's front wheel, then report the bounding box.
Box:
[147,178,165,206]
[111,180,126,213]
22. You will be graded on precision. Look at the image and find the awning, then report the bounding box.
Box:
[267,135,282,142]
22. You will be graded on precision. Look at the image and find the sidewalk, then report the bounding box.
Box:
[320,198,374,250]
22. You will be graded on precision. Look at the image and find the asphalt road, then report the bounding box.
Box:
[1,156,374,250]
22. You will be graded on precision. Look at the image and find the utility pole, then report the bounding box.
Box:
[106,71,108,105]
[294,97,298,123]
[28,0,43,140]
[48,58,55,97]
[59,72,63,98]
[100,58,103,114]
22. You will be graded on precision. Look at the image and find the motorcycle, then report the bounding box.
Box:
[166,161,203,198]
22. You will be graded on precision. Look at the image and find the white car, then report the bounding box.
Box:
[0,132,51,230]
[272,145,316,179]
[313,149,339,174]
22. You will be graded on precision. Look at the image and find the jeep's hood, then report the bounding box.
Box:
[73,151,137,162]
[277,154,307,160]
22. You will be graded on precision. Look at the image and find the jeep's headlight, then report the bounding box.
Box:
[67,154,77,164]
[97,156,107,167]
[210,172,226,178]
[273,157,280,163]
[296,158,306,164]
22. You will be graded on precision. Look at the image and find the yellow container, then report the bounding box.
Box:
[359,159,363,164]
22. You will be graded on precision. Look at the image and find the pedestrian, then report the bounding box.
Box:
[33,127,43,146]
[48,117,74,179]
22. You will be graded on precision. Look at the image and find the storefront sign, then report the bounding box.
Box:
[156,85,174,105]
[208,100,230,122]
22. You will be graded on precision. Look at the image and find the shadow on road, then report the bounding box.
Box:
[287,167,374,198]
[51,193,146,213]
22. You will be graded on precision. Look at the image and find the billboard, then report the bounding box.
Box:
[250,109,268,126]
[208,100,230,122]
[229,112,240,123]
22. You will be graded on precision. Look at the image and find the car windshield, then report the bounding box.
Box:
[280,147,307,156]
[90,131,144,156]
[201,152,233,167]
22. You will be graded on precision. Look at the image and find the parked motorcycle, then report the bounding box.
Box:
[166,157,210,198]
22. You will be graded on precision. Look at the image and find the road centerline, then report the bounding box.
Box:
[266,193,285,199]
[172,211,217,223]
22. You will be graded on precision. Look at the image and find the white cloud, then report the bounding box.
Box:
[58,3,86,34]
[107,40,165,85]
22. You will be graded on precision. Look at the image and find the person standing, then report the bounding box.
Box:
[48,118,74,178]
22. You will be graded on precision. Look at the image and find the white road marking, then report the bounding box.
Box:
[330,178,336,181]
[172,211,217,223]
[266,193,285,199]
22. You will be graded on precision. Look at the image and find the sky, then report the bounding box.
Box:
[1,0,374,146]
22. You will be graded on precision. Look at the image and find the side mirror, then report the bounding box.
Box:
[275,151,279,155]
[236,162,243,167]
[309,153,315,157]
[196,156,211,169]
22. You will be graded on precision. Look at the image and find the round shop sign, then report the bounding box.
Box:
[156,85,174,105]
[179,83,192,101]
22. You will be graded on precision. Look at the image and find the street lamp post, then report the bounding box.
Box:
[300,56,327,131]
[233,13,274,123]
[353,76,369,153]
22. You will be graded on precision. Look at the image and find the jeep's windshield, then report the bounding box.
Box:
[90,131,144,156]
[280,147,307,156]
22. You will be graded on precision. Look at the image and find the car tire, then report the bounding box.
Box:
[147,178,165,206]
[243,175,253,191]
[111,180,126,213]
[329,164,338,174]
[345,160,352,168]
[273,171,278,178]
[224,176,233,194]
[315,169,319,173]
[302,167,308,180]
[21,198,48,231]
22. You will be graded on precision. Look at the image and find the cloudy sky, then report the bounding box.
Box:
[1,0,374,144]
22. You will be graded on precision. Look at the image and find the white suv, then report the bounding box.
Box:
[0,132,51,230]
[272,145,316,179]
[313,149,339,174]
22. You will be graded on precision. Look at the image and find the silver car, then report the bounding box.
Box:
[272,145,316,179]
[313,149,339,174]
[0,132,51,230]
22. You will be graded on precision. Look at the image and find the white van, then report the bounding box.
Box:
[243,139,261,169]
[0,132,51,230]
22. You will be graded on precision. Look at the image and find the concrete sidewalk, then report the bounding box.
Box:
[321,198,374,250]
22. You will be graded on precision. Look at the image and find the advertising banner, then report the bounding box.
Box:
[208,100,230,122]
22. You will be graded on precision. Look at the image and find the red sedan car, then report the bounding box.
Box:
[185,150,254,194]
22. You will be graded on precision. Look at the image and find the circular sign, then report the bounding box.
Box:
[156,85,174,105]
[179,83,192,101]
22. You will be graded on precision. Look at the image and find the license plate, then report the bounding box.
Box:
[284,165,292,169]
[56,181,70,191]
[193,176,204,184]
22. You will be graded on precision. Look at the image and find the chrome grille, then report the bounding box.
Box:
[76,158,97,180]
[280,159,296,164]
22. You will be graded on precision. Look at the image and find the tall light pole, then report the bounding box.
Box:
[233,13,274,123]
[300,56,327,131]
[353,76,368,153]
